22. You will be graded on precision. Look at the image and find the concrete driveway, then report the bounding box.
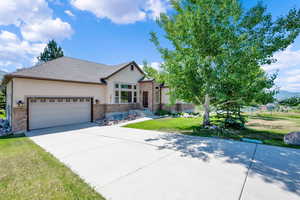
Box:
[27,122,300,200]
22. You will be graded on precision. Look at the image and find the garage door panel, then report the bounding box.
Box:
[29,98,91,130]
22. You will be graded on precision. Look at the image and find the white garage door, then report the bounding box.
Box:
[29,97,92,130]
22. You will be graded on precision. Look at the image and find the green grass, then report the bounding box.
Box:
[125,117,202,132]
[0,135,105,200]
[124,112,300,149]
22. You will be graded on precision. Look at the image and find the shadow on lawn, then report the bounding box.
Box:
[0,133,25,139]
[249,115,286,121]
[149,133,300,196]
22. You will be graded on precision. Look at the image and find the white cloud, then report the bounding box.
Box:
[261,46,300,92]
[263,46,300,71]
[65,10,75,17]
[280,83,300,92]
[0,0,73,42]
[0,30,46,71]
[71,0,168,24]
[150,62,162,70]
[0,0,51,26]
[21,18,73,42]
[146,0,168,19]
[0,0,73,72]
[284,72,300,83]
[71,0,146,24]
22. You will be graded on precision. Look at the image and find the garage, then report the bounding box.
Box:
[28,97,92,130]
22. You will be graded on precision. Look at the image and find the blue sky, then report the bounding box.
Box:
[0,0,300,92]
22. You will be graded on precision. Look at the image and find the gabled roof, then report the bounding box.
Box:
[3,56,144,84]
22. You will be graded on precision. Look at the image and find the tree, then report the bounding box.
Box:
[151,0,300,127]
[142,60,166,84]
[37,40,64,63]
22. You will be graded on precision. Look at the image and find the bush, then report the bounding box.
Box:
[155,109,171,116]
[223,117,245,129]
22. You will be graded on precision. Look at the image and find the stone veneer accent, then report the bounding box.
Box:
[12,107,27,133]
[93,103,141,121]
[105,103,140,113]
[93,104,106,120]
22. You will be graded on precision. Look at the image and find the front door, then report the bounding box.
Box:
[143,91,149,108]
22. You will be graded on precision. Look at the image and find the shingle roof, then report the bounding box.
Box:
[4,57,140,84]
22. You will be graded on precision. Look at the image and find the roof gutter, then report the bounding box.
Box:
[3,75,105,85]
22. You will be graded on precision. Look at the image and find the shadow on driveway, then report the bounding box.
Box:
[26,123,99,137]
[149,133,300,197]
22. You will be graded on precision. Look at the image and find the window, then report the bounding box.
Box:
[131,65,134,71]
[121,91,132,103]
[114,83,138,104]
[115,84,119,89]
[121,84,132,89]
[115,91,119,103]
[133,91,137,103]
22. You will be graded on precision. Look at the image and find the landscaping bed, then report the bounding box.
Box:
[124,112,300,148]
[0,134,105,200]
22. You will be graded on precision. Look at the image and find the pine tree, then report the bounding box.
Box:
[37,40,64,63]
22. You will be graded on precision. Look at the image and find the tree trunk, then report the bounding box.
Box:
[203,94,211,127]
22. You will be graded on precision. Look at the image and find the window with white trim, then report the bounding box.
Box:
[114,83,137,104]
[115,91,119,103]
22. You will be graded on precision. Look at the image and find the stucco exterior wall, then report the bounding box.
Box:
[161,87,170,104]
[12,78,106,106]
[105,65,144,104]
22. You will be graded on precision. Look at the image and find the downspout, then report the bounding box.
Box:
[152,81,154,112]
[11,79,13,127]
[159,86,162,110]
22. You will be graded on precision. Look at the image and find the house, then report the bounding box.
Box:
[3,57,194,133]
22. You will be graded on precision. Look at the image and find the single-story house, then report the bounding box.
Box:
[3,56,194,133]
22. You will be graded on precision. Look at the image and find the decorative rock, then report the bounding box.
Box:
[284,132,300,145]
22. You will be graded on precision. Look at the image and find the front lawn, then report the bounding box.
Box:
[0,135,105,200]
[124,112,300,148]
[126,117,202,132]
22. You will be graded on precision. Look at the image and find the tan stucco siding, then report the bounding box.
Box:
[161,87,186,104]
[106,65,144,104]
[12,78,106,106]
[161,87,170,104]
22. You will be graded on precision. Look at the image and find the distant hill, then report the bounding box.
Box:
[276,90,300,101]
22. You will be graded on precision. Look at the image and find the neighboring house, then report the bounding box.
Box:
[3,57,194,133]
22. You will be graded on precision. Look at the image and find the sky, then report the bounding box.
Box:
[0,0,300,92]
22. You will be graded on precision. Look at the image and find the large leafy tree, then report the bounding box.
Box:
[151,0,300,127]
[37,40,64,63]
[142,61,166,84]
